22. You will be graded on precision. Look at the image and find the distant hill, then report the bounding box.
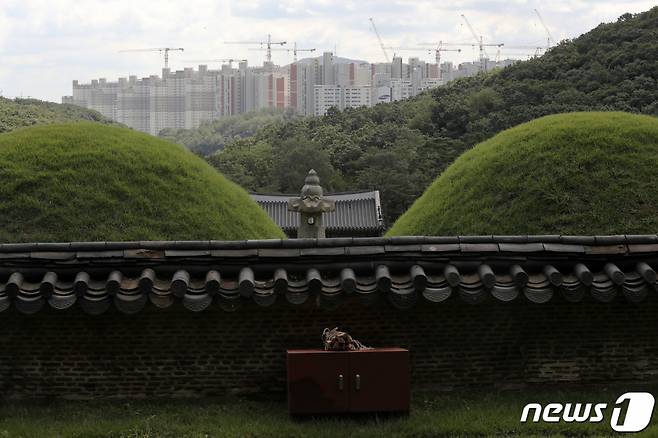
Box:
[209,7,658,226]
[0,97,115,133]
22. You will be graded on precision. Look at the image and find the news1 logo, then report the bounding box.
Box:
[520,392,655,432]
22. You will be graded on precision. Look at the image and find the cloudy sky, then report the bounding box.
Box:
[0,0,655,102]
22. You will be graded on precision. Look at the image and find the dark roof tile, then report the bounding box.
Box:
[123,249,166,259]
[560,236,596,245]
[421,243,460,253]
[0,243,38,252]
[527,235,561,243]
[388,236,427,245]
[594,235,626,245]
[209,240,249,249]
[493,235,529,243]
[384,244,422,253]
[628,244,658,253]
[301,247,345,256]
[353,237,389,246]
[30,252,76,260]
[459,235,494,243]
[542,243,587,253]
[76,250,125,259]
[460,243,499,253]
[163,250,211,257]
[70,242,108,251]
[258,248,302,258]
[172,241,212,250]
[499,243,544,253]
[245,239,283,249]
[317,237,353,247]
[0,252,29,259]
[281,238,317,248]
[585,245,627,255]
[347,245,385,256]
[626,234,658,243]
[210,249,258,257]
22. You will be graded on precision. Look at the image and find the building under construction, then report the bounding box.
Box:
[62,53,516,136]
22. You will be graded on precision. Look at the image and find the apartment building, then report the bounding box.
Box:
[313,84,372,116]
[63,52,518,134]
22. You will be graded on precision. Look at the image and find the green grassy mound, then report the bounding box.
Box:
[0,123,284,242]
[389,112,658,236]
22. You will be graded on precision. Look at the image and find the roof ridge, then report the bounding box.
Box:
[0,235,656,253]
[250,190,379,196]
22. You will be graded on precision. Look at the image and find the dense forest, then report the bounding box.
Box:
[0,97,114,133]
[185,8,656,226]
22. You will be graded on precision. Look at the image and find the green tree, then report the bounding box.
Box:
[271,137,342,193]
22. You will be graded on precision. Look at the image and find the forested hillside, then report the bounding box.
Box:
[0,97,114,133]
[206,8,657,225]
[159,108,296,156]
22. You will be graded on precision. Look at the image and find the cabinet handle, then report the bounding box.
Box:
[338,374,344,390]
[355,374,361,391]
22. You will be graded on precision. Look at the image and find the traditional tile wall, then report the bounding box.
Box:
[1,294,657,399]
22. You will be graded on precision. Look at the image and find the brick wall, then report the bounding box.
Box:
[1,294,657,399]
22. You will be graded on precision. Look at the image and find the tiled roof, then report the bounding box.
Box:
[1,235,657,314]
[251,191,384,234]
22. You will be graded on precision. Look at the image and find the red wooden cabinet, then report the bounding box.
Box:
[287,348,409,414]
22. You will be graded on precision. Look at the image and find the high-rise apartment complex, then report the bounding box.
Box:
[63,53,517,135]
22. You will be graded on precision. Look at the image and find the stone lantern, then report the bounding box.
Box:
[288,169,336,238]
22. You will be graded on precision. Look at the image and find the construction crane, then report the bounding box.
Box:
[369,17,389,62]
[224,34,286,63]
[184,58,247,68]
[501,45,546,58]
[119,47,184,69]
[534,9,555,50]
[249,42,315,62]
[287,42,316,62]
[384,46,461,65]
[460,14,504,71]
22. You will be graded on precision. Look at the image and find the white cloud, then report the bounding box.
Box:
[0,0,655,101]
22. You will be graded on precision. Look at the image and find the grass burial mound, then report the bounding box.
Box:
[0,123,284,242]
[389,112,658,236]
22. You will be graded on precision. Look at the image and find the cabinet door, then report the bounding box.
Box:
[287,351,349,413]
[348,350,410,412]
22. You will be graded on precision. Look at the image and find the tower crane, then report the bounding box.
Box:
[385,46,462,82]
[184,59,247,68]
[249,42,316,62]
[118,47,184,69]
[384,46,461,65]
[500,45,545,58]
[460,14,504,71]
[224,34,286,63]
[369,17,389,62]
[534,9,555,50]
[288,43,316,62]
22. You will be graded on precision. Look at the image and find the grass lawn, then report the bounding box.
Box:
[1,385,656,437]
